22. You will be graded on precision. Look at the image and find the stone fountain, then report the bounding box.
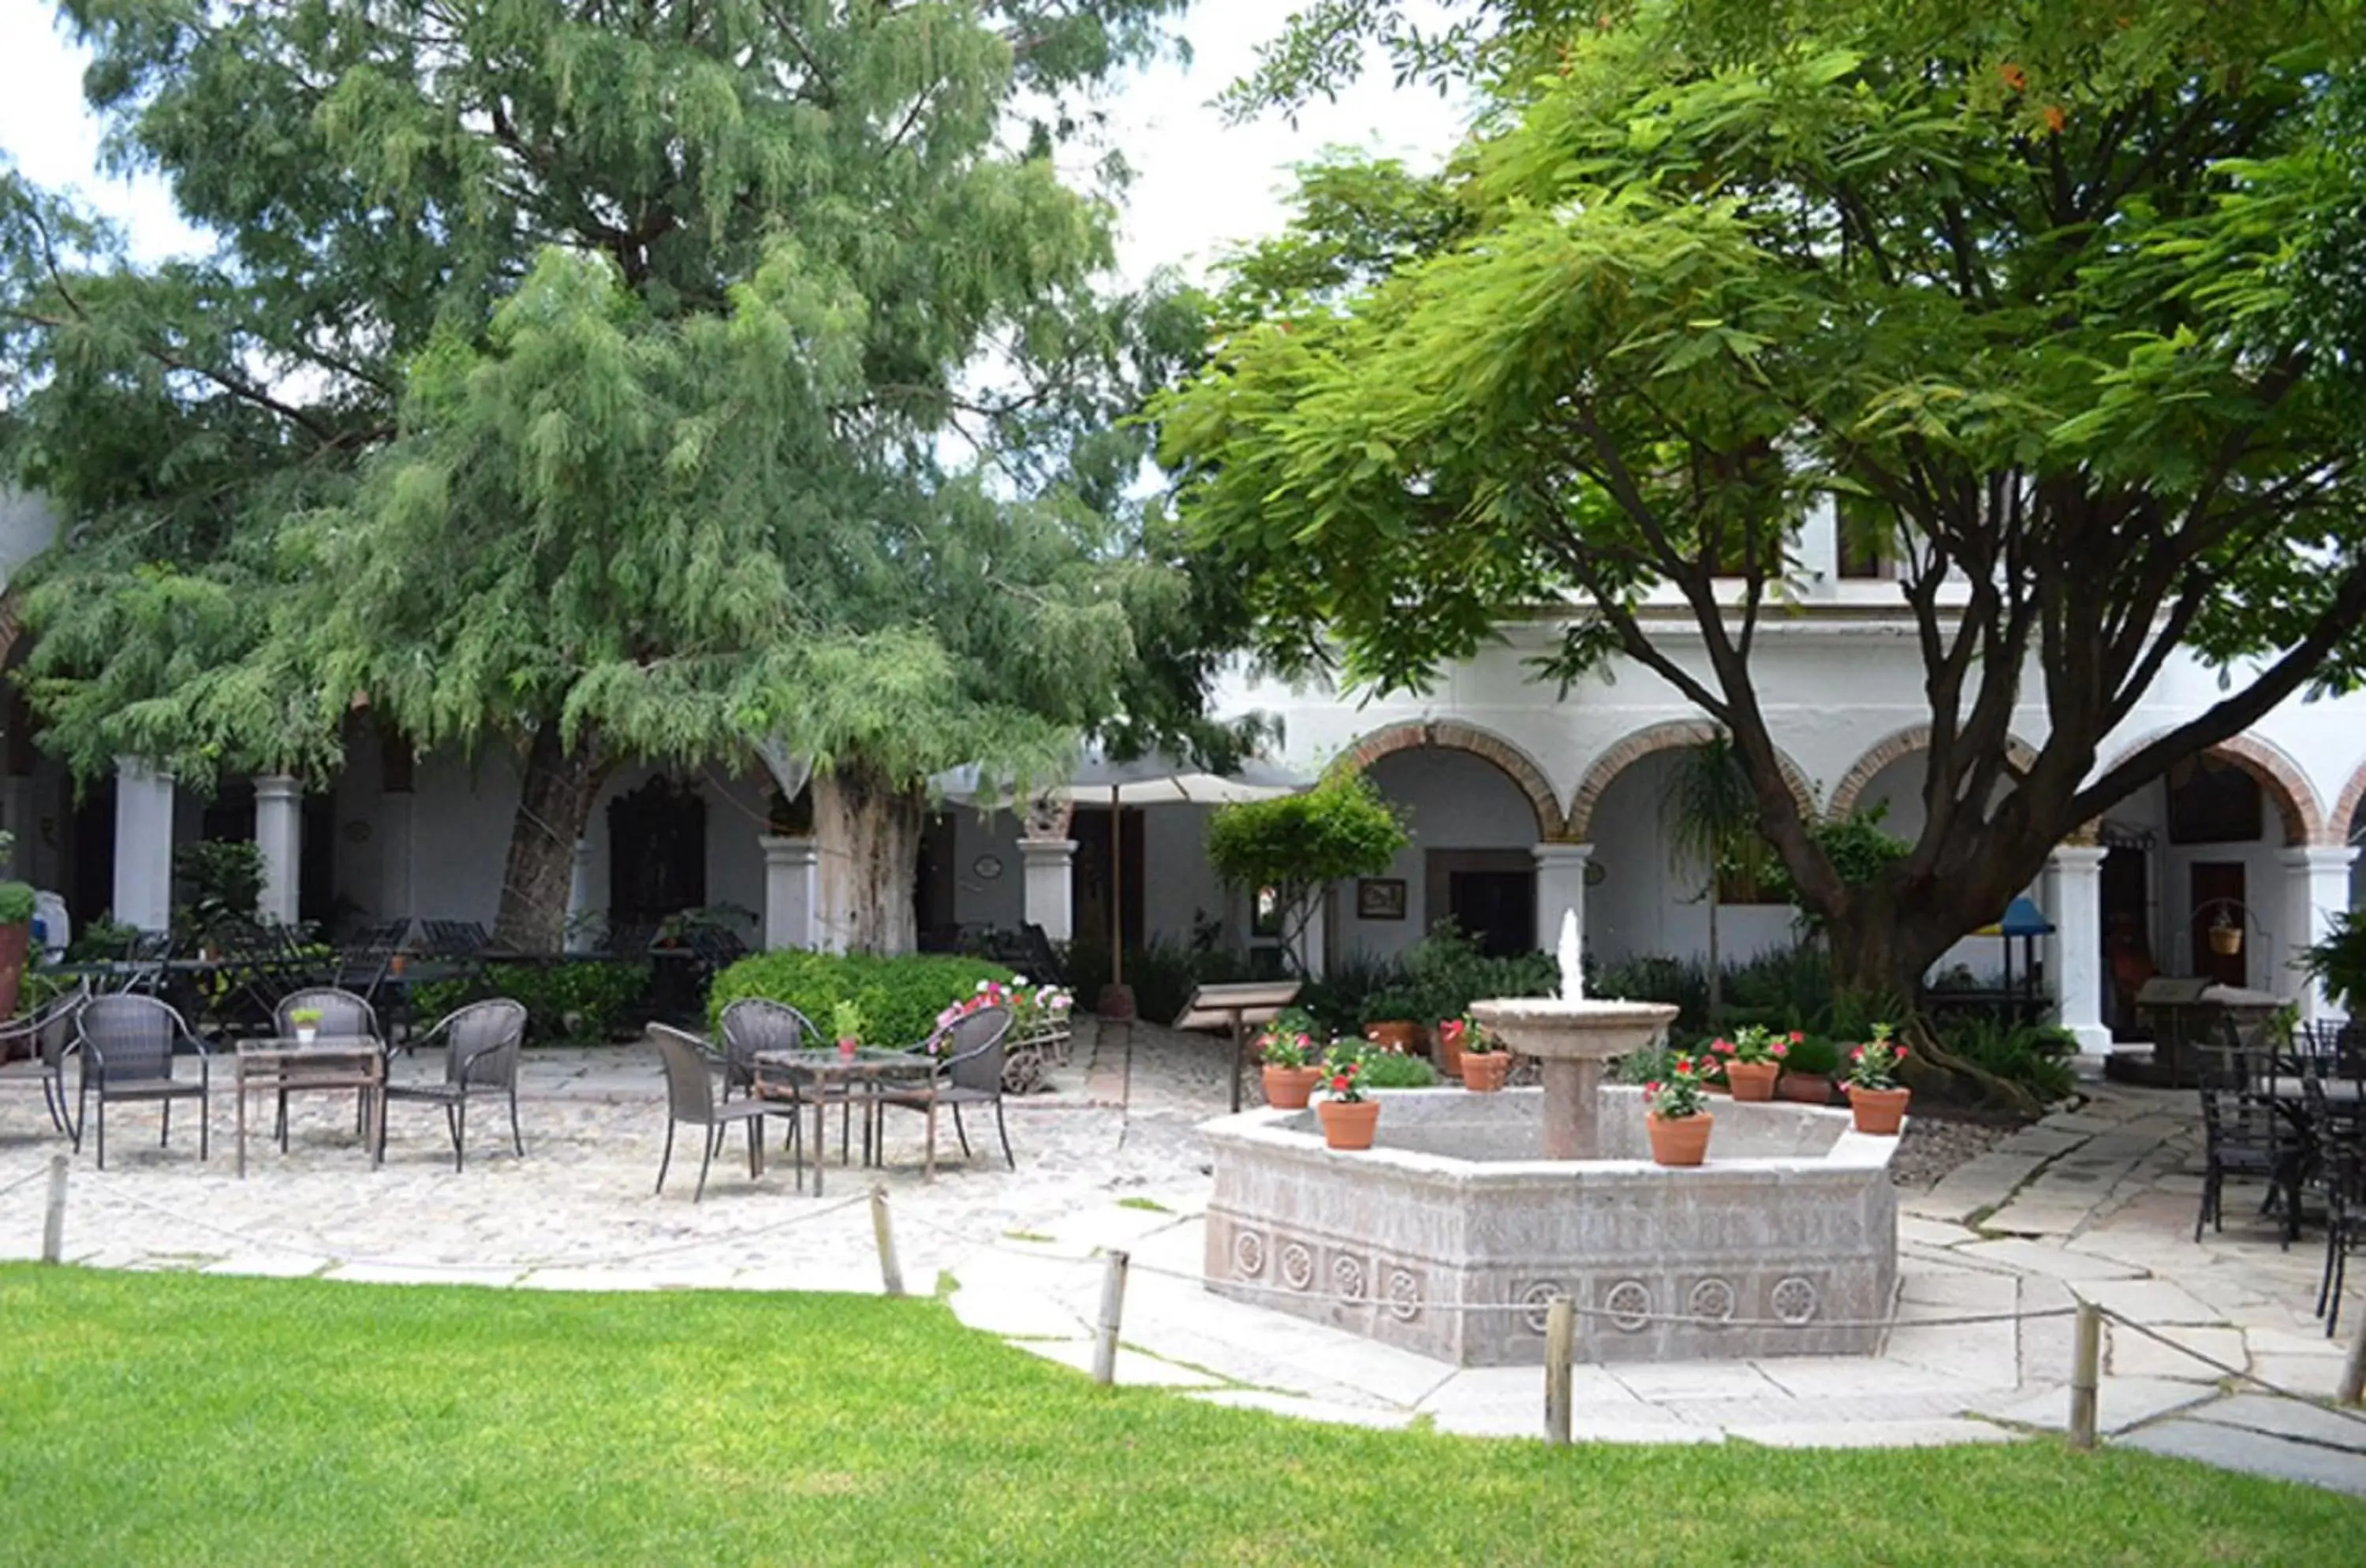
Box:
[1469,912,1678,1159]
[1199,910,1901,1365]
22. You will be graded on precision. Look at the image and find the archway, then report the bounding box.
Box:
[1335,719,1566,841]
[1565,720,1817,842]
[1823,724,2041,827]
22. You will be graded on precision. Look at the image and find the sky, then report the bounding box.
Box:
[0,0,1468,284]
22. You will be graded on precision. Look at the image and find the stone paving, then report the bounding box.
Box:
[2,1025,2363,1494]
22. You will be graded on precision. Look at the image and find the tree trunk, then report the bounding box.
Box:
[493,723,610,953]
[814,758,924,955]
[1825,894,2038,1114]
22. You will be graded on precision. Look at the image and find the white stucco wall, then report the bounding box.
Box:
[1337,748,1543,963]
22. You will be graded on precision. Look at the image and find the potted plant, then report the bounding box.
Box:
[1644,1053,1715,1166]
[1315,1040,1380,1151]
[1258,1006,1323,1110]
[0,877,35,1023]
[832,999,864,1060]
[1845,1023,1911,1135]
[289,1006,324,1046]
[1777,1035,1843,1104]
[1447,1014,1511,1093]
[1358,987,1427,1057]
[1710,1025,1792,1101]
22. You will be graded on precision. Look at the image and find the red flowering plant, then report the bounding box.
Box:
[930,976,1069,1058]
[1643,1053,1712,1119]
[1320,1040,1370,1103]
[1710,1024,1797,1068]
[1848,1023,1907,1090]
[1256,1006,1321,1070]
[1439,1013,1500,1055]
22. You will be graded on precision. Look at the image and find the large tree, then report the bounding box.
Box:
[3,0,1233,952]
[1159,0,2366,1008]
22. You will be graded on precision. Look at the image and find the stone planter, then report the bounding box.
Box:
[1317,1098,1381,1151]
[1646,1111,1713,1167]
[1263,1065,1323,1110]
[1459,1051,1510,1093]
[1725,1061,1779,1102]
[1846,1085,1911,1136]
[1778,1072,1837,1106]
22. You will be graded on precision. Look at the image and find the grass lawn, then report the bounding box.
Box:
[3,1265,2360,1566]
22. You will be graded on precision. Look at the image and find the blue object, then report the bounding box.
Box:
[1998,896,2054,938]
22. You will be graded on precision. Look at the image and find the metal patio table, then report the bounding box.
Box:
[751,1047,938,1194]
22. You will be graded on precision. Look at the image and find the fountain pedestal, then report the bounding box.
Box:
[1468,998,1678,1159]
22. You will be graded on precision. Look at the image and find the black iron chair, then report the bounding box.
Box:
[0,982,89,1136]
[875,1005,1016,1171]
[73,993,210,1169]
[2194,1040,2305,1245]
[648,1024,796,1201]
[378,998,527,1172]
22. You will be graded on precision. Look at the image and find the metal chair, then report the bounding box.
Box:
[377,999,527,1172]
[875,1005,1016,1170]
[0,982,89,1136]
[2193,1040,2304,1245]
[274,986,383,1147]
[648,1024,795,1201]
[73,994,210,1169]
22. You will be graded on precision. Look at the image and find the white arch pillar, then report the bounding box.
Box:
[1534,843,1593,961]
[253,774,302,927]
[2045,846,2110,1055]
[111,757,176,934]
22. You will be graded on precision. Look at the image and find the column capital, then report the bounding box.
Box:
[2047,844,2110,872]
[1018,836,1078,861]
[1532,841,1595,867]
[2278,844,2359,872]
[759,833,819,865]
[114,755,174,786]
[252,773,300,802]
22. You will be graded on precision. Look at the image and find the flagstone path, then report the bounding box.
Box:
[2,1021,2360,1495]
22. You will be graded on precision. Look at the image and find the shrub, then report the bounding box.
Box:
[1358,984,1428,1027]
[1397,920,1558,1021]
[415,960,653,1044]
[64,915,143,964]
[708,950,1016,1050]
[1357,1047,1440,1089]
[2298,909,2366,1010]
[0,882,35,926]
[1780,1034,1842,1077]
[1928,1014,2079,1103]
[1297,948,1406,1039]
[1205,773,1409,972]
[1063,934,1256,1027]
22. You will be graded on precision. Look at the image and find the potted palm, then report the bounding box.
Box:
[1315,1040,1379,1150]
[1258,1007,1323,1109]
[1845,1024,1911,1135]
[1446,1014,1511,1092]
[1644,1053,1715,1166]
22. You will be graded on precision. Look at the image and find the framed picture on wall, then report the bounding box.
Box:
[1357,877,1408,920]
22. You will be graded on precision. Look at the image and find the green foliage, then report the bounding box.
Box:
[1357,1049,1441,1088]
[1296,947,1407,1040]
[830,1000,866,1047]
[1204,773,1408,972]
[1781,1035,1842,1078]
[63,915,141,964]
[413,961,652,1046]
[1760,809,1915,931]
[2297,909,2366,1010]
[1167,0,2366,993]
[170,840,263,943]
[1062,933,1258,1029]
[1926,1015,2080,1103]
[0,882,36,927]
[1357,986,1427,1027]
[708,950,1015,1052]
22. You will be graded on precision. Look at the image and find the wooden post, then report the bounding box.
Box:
[1092,1249,1130,1386]
[1543,1297,1576,1446]
[40,1155,68,1265]
[2338,1305,2366,1408]
[2069,1301,2102,1450]
[869,1184,903,1298]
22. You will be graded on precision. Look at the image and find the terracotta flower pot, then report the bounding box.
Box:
[1317,1098,1381,1151]
[1725,1060,1779,1102]
[1846,1085,1911,1136]
[1778,1072,1837,1106]
[0,919,26,1032]
[1431,1024,1465,1079]
[1263,1065,1323,1110]
[1364,1020,1425,1056]
[1460,1051,1510,1093]
[1647,1111,1714,1167]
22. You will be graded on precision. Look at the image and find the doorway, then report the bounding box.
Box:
[1424,849,1537,958]
[2188,861,2248,989]
[606,776,707,933]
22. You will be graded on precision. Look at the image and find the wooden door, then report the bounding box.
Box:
[2188,861,2248,988]
[606,776,707,932]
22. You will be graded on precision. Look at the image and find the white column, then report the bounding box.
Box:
[2046,846,2111,1055]
[111,756,176,934]
[1018,837,1077,942]
[252,774,302,926]
[1533,842,1594,958]
[565,838,595,952]
[2282,846,2359,1021]
[760,833,820,950]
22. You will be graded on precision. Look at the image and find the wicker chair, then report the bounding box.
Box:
[378,999,527,1172]
[73,994,210,1169]
[648,1024,795,1201]
[0,982,89,1136]
[274,986,383,1147]
[718,998,856,1170]
[875,1005,1016,1170]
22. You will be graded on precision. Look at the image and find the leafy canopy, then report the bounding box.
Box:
[1205,772,1409,972]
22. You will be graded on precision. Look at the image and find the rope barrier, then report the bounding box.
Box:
[2093,1308,2366,1428]
[0,1165,51,1203]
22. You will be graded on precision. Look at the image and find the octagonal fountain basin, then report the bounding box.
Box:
[1201,1085,1899,1366]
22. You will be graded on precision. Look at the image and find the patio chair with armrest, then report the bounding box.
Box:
[874,1005,1015,1171]
[273,986,383,1148]
[2193,1036,2304,1245]
[0,981,89,1136]
[377,999,527,1172]
[73,993,210,1170]
[648,1024,797,1201]
[718,998,856,1174]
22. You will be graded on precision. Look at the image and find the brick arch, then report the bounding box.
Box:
[1823,725,2042,823]
[1334,719,1567,841]
[2095,730,2327,847]
[1564,720,1817,843]
[2338,760,2366,847]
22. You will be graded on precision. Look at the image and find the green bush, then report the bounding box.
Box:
[1358,1049,1440,1089]
[1398,920,1558,1021]
[1929,1014,2079,1103]
[416,961,652,1044]
[2298,908,2366,1010]
[707,950,1015,1049]
[1358,985,1428,1027]
[64,915,142,964]
[1065,935,1256,1027]
[0,882,35,926]
[1781,1034,1842,1077]
[1297,948,1406,1039]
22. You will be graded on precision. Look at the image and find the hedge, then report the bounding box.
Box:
[707,951,1017,1049]
[413,961,652,1045]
